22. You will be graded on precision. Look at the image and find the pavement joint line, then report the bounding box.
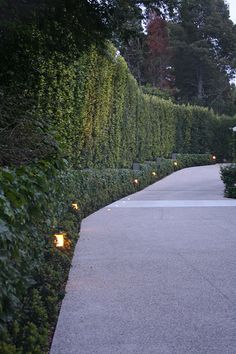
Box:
[177,252,236,308]
[109,200,236,208]
[143,190,221,192]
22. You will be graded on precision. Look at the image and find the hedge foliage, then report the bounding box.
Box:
[176,153,217,167]
[2,42,235,168]
[35,45,218,168]
[0,154,214,353]
[220,164,236,198]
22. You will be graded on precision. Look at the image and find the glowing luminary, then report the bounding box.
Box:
[54,233,65,247]
[72,203,79,210]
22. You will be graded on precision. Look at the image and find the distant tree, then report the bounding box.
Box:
[122,36,146,84]
[144,12,173,89]
[102,0,143,47]
[168,0,236,112]
[216,84,236,116]
[105,0,180,48]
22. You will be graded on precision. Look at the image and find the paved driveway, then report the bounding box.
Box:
[51,165,236,354]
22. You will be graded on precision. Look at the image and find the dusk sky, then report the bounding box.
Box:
[227,0,236,23]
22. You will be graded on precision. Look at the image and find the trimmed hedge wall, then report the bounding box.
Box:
[33,44,226,168]
[176,153,217,167]
[0,154,214,353]
[2,42,236,168]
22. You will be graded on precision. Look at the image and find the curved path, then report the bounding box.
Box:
[51,165,236,354]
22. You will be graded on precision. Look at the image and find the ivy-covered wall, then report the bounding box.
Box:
[34,44,224,169]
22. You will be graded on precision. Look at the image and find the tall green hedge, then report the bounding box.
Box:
[32,44,229,169]
[2,41,235,168]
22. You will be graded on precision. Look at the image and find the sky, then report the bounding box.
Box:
[227,0,236,23]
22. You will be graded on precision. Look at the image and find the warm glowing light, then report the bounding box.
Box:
[152,171,157,176]
[133,179,139,184]
[212,155,216,160]
[54,233,65,247]
[174,161,178,166]
[72,202,79,210]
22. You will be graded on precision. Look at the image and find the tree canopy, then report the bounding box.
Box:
[169,0,236,112]
[0,0,236,114]
[117,0,236,114]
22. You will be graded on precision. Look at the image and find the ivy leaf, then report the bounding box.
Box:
[2,169,14,183]
[3,189,25,208]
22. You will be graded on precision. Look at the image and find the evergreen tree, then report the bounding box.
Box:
[169,0,236,112]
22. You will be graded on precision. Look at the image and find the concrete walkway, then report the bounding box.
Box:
[51,165,236,354]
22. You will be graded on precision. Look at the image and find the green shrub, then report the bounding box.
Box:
[177,154,214,167]
[220,164,236,198]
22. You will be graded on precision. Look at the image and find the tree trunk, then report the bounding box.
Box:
[197,66,203,100]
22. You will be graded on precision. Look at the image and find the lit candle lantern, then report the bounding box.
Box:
[152,171,157,176]
[54,233,65,248]
[133,179,139,184]
[212,155,216,160]
[174,161,178,166]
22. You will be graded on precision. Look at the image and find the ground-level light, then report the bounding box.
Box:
[133,179,139,185]
[152,171,157,176]
[174,161,178,166]
[212,155,216,161]
[71,202,79,210]
[54,233,65,248]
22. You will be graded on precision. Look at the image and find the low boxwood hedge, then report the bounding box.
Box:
[220,164,236,198]
[177,153,216,167]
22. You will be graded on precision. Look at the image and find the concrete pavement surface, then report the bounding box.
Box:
[50,165,236,354]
